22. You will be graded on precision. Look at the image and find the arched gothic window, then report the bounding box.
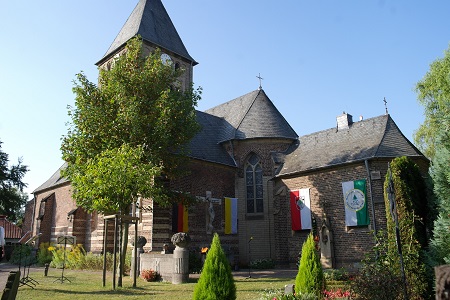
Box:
[246,154,263,213]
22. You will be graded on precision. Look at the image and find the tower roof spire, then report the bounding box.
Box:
[96,0,196,66]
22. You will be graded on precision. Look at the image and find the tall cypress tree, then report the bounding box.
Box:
[384,156,430,299]
[193,233,236,300]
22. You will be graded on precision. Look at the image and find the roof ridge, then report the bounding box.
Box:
[96,0,196,66]
[372,114,390,157]
[234,89,261,136]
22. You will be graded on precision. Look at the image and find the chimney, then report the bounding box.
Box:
[336,112,353,130]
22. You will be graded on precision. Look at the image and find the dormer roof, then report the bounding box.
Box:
[96,0,196,66]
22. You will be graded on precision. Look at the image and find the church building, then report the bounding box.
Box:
[24,0,428,270]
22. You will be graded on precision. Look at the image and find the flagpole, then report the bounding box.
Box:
[387,163,409,300]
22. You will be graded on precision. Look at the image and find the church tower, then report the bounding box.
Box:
[95,0,197,91]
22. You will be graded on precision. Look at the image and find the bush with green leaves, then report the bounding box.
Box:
[350,233,403,300]
[258,288,318,300]
[50,244,131,272]
[37,242,54,265]
[9,244,35,265]
[193,233,236,300]
[250,258,275,269]
[295,233,324,298]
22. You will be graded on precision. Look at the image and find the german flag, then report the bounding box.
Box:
[172,203,188,233]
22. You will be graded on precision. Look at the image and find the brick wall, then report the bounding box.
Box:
[274,156,429,270]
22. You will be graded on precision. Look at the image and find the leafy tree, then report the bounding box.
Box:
[384,157,430,299]
[415,44,450,274]
[428,142,450,265]
[61,36,201,213]
[414,45,450,160]
[0,140,28,223]
[295,233,324,298]
[193,233,236,300]
[61,36,201,285]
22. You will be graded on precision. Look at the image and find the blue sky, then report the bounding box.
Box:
[1,1,449,198]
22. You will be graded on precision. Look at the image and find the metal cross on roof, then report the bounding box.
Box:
[256,73,263,90]
[384,97,388,115]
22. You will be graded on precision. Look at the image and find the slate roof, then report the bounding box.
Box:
[33,162,69,194]
[187,111,236,166]
[97,0,196,66]
[277,114,426,177]
[205,89,298,142]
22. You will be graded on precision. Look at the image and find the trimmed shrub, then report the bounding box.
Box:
[295,233,324,298]
[193,233,236,300]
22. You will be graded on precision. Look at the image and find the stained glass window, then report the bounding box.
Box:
[246,154,263,213]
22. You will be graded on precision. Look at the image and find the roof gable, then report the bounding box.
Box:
[278,114,425,176]
[33,163,69,194]
[205,89,298,141]
[97,0,196,65]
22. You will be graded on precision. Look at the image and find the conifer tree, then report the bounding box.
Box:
[193,233,236,300]
[384,156,430,299]
[295,233,324,297]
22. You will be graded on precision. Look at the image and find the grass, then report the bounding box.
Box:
[16,268,295,300]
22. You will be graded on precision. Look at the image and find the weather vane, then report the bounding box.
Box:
[383,97,388,115]
[256,73,263,90]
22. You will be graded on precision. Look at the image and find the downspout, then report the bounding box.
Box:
[31,195,36,235]
[364,159,377,236]
[266,179,272,260]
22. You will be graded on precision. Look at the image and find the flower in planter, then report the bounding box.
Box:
[140,269,158,282]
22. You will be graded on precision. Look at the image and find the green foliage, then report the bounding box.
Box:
[414,45,450,160]
[0,140,28,223]
[258,288,318,300]
[193,233,236,300]
[384,157,430,299]
[61,36,201,214]
[323,268,349,282]
[428,144,450,265]
[350,232,404,300]
[189,249,203,274]
[9,243,35,265]
[37,242,54,265]
[250,258,275,269]
[295,233,324,298]
[49,244,131,272]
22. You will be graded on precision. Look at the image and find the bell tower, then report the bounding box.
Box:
[95,0,197,90]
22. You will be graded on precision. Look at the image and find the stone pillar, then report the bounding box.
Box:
[171,232,191,284]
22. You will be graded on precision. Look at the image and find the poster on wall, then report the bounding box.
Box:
[342,179,370,226]
[289,188,312,231]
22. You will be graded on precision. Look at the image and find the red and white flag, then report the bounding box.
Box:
[290,188,312,231]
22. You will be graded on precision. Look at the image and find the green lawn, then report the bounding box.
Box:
[16,269,294,300]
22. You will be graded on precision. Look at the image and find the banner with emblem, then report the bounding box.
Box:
[342,179,370,226]
[289,188,312,231]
